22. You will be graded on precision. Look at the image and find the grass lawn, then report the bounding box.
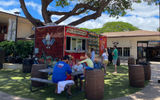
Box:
[0,65,149,100]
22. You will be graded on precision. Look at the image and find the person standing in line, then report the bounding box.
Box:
[102,49,109,75]
[91,48,95,62]
[112,45,118,73]
[108,48,113,65]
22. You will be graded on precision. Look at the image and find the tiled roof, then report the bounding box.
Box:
[102,30,160,38]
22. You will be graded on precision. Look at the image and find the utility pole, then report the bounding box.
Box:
[14,11,20,58]
[14,11,20,42]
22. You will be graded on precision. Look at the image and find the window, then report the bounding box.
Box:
[123,47,130,57]
[66,37,71,50]
[82,40,86,50]
[76,39,82,51]
[66,37,86,51]
[72,38,76,50]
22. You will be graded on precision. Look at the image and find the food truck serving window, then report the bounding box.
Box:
[66,36,86,52]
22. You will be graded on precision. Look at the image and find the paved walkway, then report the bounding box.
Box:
[0,62,159,100]
[110,62,160,100]
[0,91,32,100]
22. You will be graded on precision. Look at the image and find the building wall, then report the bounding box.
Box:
[107,36,160,59]
[17,18,34,38]
[0,12,34,40]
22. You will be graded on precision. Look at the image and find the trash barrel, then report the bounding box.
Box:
[138,62,151,81]
[128,64,144,87]
[128,57,135,66]
[117,57,120,66]
[0,48,5,69]
[31,64,48,87]
[143,63,151,80]
[85,69,104,100]
[22,59,33,73]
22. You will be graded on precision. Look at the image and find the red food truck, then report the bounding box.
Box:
[35,25,88,61]
[34,25,107,63]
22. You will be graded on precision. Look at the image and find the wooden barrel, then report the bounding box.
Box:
[128,65,144,87]
[143,63,151,80]
[85,69,104,100]
[128,57,135,66]
[31,64,48,87]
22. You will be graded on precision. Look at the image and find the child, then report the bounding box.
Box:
[94,56,103,69]
[72,59,84,90]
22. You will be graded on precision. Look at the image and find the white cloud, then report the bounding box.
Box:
[26,1,41,15]
[0,0,19,7]
[77,14,159,31]
[0,7,21,15]
[51,15,64,22]
[126,2,159,17]
[76,2,159,31]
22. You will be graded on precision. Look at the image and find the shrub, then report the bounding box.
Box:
[15,40,34,58]
[0,40,34,59]
[0,41,15,57]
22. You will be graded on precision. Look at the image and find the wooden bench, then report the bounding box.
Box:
[30,78,74,98]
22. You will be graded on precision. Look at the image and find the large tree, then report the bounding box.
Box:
[81,21,139,33]
[19,0,158,27]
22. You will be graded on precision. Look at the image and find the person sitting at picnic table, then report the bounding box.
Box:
[72,59,84,90]
[78,53,94,72]
[94,56,103,69]
[52,55,72,95]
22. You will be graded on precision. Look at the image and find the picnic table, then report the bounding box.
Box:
[38,68,83,76]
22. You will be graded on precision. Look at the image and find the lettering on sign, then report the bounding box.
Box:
[66,28,87,36]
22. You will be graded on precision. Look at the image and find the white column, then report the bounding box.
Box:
[7,18,16,41]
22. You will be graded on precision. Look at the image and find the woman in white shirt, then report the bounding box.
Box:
[91,48,95,62]
[102,49,108,75]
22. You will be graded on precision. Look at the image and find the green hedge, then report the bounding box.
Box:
[0,40,34,59]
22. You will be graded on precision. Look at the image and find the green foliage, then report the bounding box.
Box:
[55,0,70,7]
[81,21,139,34]
[15,40,34,58]
[0,40,34,58]
[101,21,139,32]
[0,41,15,57]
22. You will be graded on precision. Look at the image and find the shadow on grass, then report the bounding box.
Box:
[0,65,149,100]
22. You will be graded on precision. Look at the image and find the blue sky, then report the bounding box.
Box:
[0,0,159,31]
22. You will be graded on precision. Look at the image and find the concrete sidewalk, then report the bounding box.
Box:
[0,91,32,100]
[110,62,160,100]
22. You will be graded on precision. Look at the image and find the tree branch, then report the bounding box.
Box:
[68,12,100,26]
[41,0,53,24]
[68,0,110,26]
[54,8,87,24]
[53,3,97,24]
[19,0,44,27]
